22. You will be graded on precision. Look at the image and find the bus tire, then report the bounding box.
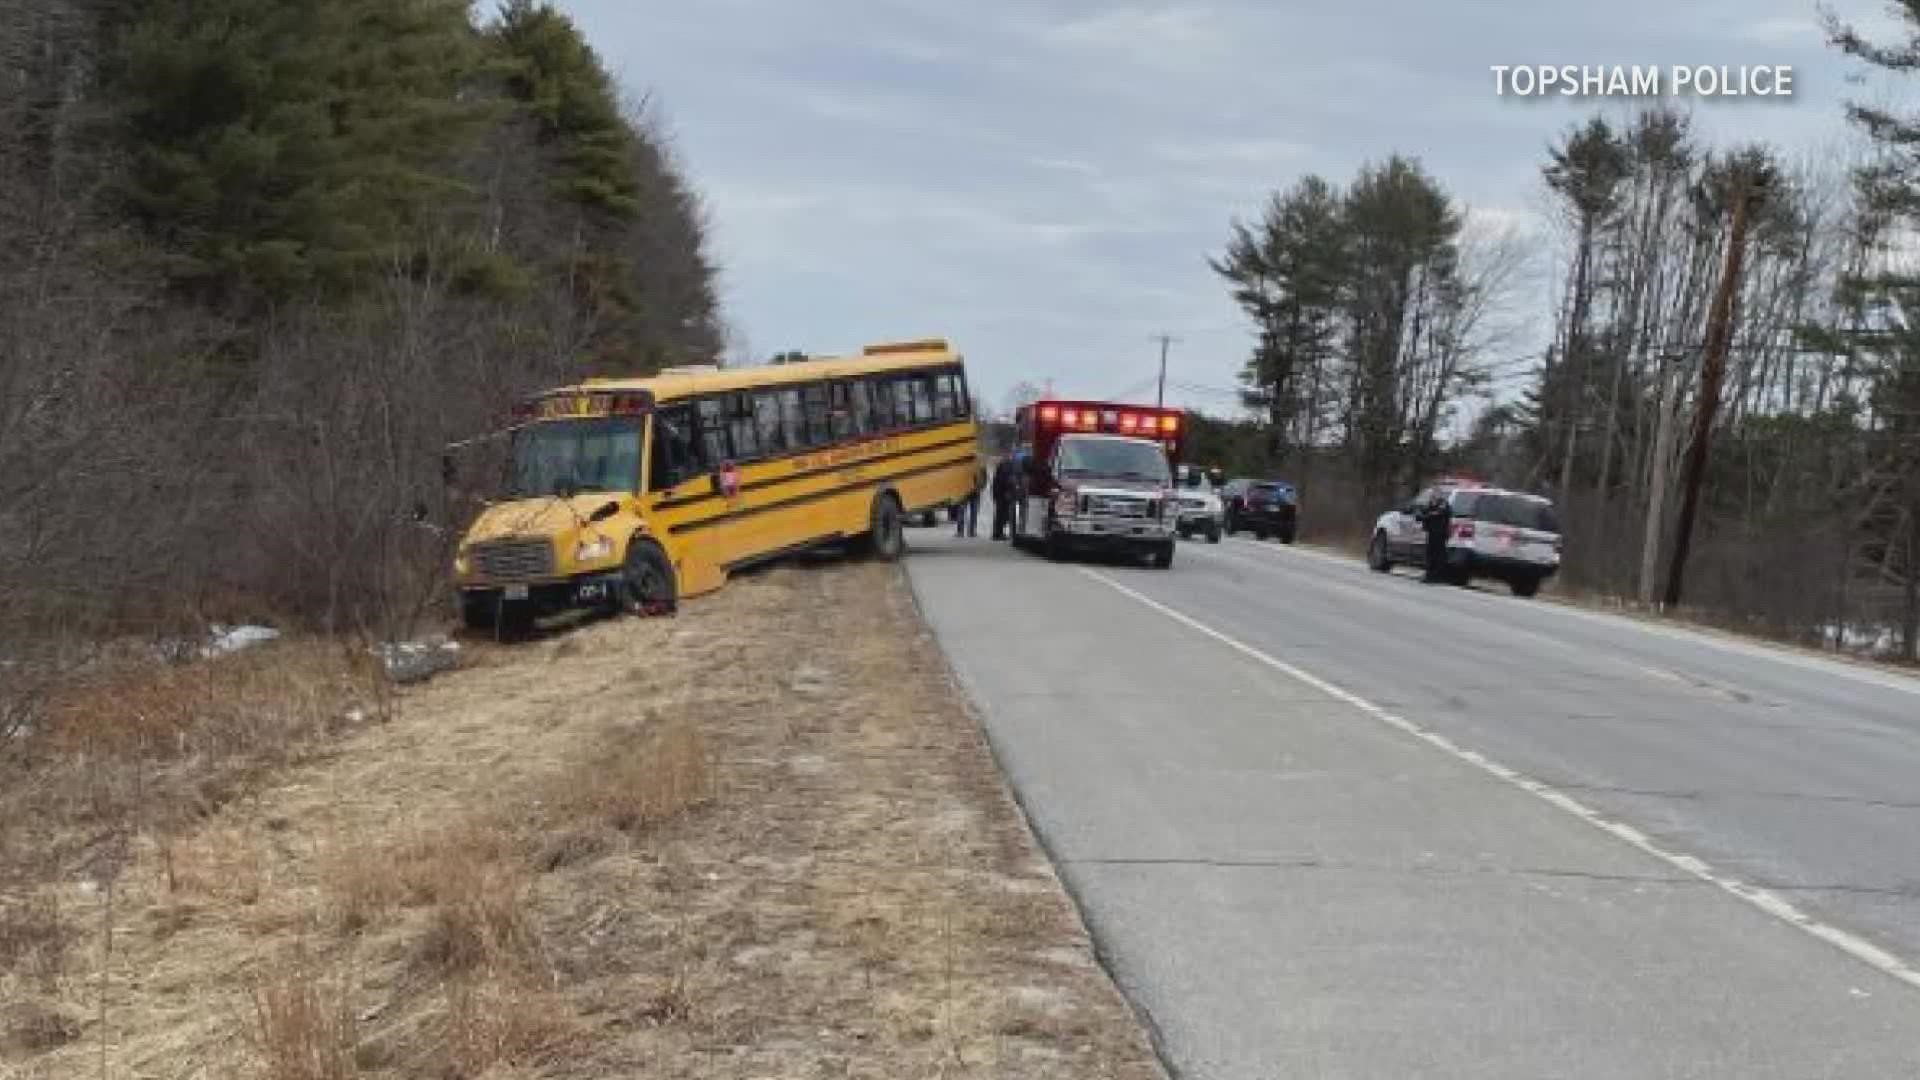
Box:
[865,491,906,561]
[621,540,677,616]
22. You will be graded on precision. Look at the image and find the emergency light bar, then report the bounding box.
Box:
[1025,400,1182,438]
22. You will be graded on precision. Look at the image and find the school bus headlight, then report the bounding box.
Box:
[574,536,614,563]
[454,551,471,575]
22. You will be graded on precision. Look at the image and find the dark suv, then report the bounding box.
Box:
[1221,478,1298,543]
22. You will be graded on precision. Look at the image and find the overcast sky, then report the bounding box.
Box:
[557,0,1912,418]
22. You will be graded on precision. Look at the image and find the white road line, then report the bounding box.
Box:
[1215,537,1920,700]
[1080,566,1920,995]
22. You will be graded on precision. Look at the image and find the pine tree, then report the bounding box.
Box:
[1340,155,1461,499]
[1210,175,1344,467]
[107,0,483,306]
[1823,2,1920,656]
[485,1,719,371]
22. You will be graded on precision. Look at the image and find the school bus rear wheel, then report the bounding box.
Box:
[867,492,906,561]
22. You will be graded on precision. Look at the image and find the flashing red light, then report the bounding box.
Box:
[1118,412,1140,432]
[1060,408,1080,427]
[1160,414,1180,433]
[1038,405,1059,424]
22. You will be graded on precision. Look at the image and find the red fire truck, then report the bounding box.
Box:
[1006,400,1186,567]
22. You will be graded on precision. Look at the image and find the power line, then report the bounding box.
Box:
[1104,373,1160,401]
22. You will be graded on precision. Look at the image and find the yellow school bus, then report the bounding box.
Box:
[451,339,980,631]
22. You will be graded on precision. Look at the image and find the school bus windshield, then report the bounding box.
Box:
[507,417,643,498]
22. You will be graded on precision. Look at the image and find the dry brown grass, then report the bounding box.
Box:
[251,966,359,1080]
[1,638,376,891]
[411,854,538,977]
[10,561,1164,1080]
[0,892,69,992]
[440,976,583,1078]
[544,720,713,835]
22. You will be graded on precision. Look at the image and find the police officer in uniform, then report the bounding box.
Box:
[1417,491,1453,583]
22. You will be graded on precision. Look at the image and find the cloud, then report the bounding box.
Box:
[1152,138,1313,168]
[1738,16,1821,45]
[554,0,1885,411]
[1463,205,1541,237]
[1028,4,1232,69]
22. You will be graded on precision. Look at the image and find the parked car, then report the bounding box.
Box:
[1221,478,1298,543]
[1367,479,1562,596]
[1172,464,1224,543]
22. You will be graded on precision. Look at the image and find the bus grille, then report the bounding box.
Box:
[470,538,555,581]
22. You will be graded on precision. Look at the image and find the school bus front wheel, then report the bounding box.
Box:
[620,539,677,615]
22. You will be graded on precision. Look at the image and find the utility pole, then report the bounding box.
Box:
[1663,172,1764,609]
[1152,334,1178,407]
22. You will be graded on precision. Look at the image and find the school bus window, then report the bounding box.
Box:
[696,397,728,463]
[886,375,915,427]
[932,371,959,420]
[801,382,831,446]
[828,381,859,441]
[847,379,874,434]
[865,374,897,430]
[753,389,785,456]
[907,375,934,425]
[649,404,701,491]
[777,387,805,450]
[724,392,759,461]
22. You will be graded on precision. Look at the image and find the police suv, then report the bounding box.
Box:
[1367,478,1562,596]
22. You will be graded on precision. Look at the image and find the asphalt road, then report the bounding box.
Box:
[903,527,1920,1080]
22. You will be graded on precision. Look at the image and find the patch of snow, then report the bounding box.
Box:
[1817,623,1902,658]
[375,637,461,685]
[202,624,280,658]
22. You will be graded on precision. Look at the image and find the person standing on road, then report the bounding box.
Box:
[956,461,984,538]
[990,454,1018,541]
[1417,491,1453,583]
